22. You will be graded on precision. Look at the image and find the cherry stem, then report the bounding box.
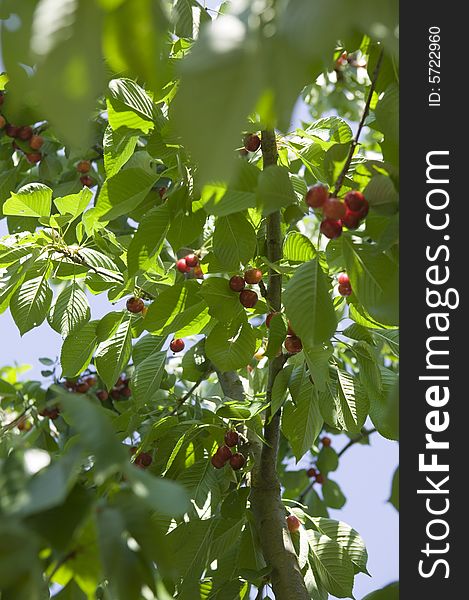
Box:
[332,47,384,197]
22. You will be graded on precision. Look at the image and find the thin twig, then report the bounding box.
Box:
[333,48,384,197]
[337,427,377,457]
[168,373,208,416]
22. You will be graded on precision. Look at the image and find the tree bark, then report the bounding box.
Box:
[249,129,310,600]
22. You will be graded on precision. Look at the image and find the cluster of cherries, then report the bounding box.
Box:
[176,253,203,279]
[229,268,263,308]
[211,430,246,470]
[39,405,61,420]
[76,159,95,188]
[265,311,303,354]
[337,273,352,297]
[97,376,132,402]
[130,446,153,469]
[305,184,369,239]
[0,92,45,164]
[305,436,332,484]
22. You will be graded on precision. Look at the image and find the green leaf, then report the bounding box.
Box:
[61,395,127,481]
[31,0,104,148]
[308,517,369,575]
[213,213,257,271]
[256,166,296,214]
[125,466,190,516]
[306,530,355,598]
[95,314,133,389]
[198,277,244,323]
[283,232,317,262]
[321,478,346,509]
[177,458,226,510]
[265,313,287,359]
[96,507,145,600]
[54,188,92,217]
[353,341,382,401]
[48,282,90,338]
[206,321,256,371]
[343,238,399,326]
[145,281,207,336]
[201,162,259,217]
[131,350,167,404]
[316,446,339,475]
[103,127,139,178]
[97,157,159,221]
[368,367,399,440]
[3,183,52,217]
[61,321,99,378]
[174,10,262,182]
[284,259,337,346]
[127,204,170,275]
[303,344,333,393]
[107,78,155,133]
[282,374,323,461]
[336,370,369,434]
[363,582,399,600]
[0,522,40,590]
[167,202,206,251]
[103,0,168,95]
[389,466,399,512]
[132,334,165,365]
[11,270,53,335]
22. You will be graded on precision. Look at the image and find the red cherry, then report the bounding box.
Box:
[158,186,167,198]
[170,338,185,353]
[135,452,152,468]
[216,445,233,462]
[337,273,350,285]
[76,160,91,174]
[244,133,261,152]
[356,199,369,219]
[286,515,301,533]
[285,335,302,353]
[239,289,258,308]
[18,126,33,141]
[29,135,44,150]
[75,382,90,393]
[342,208,361,229]
[64,380,75,390]
[244,268,263,284]
[121,387,132,398]
[126,297,145,313]
[229,275,245,292]
[80,175,94,187]
[229,452,246,470]
[320,219,342,239]
[315,473,325,484]
[321,436,332,447]
[96,390,109,401]
[224,430,239,447]
[110,388,121,400]
[26,152,42,164]
[176,258,191,273]
[85,376,97,386]
[211,454,226,469]
[185,253,199,267]
[306,467,317,478]
[338,283,352,297]
[305,183,329,209]
[0,115,5,129]
[5,124,19,138]
[344,190,366,212]
[322,197,346,220]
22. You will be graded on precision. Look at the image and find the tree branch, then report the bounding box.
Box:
[249,129,310,600]
[333,48,384,197]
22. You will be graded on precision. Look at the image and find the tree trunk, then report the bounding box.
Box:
[249,129,310,600]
